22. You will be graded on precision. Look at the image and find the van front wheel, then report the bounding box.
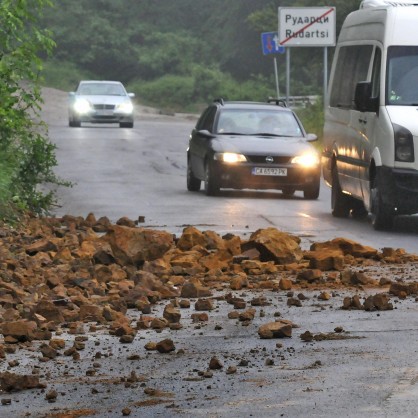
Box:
[370,173,394,230]
[331,166,350,217]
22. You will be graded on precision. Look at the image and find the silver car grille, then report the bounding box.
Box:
[93,104,115,110]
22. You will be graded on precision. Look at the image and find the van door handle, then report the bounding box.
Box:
[359,118,367,124]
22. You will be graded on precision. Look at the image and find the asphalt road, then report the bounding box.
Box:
[45,88,418,254]
[1,88,418,418]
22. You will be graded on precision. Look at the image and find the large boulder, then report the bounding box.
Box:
[242,228,302,264]
[101,225,174,266]
[1,320,38,342]
[258,320,294,339]
[310,238,378,258]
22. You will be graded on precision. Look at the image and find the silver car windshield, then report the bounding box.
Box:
[77,83,125,96]
[216,109,302,137]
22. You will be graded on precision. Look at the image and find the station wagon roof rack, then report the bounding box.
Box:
[213,98,225,105]
[267,98,287,107]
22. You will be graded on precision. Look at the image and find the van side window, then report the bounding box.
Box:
[371,48,381,99]
[330,45,373,109]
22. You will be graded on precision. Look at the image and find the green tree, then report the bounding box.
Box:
[0,0,66,218]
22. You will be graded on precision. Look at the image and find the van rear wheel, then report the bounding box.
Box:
[351,200,368,219]
[331,166,350,217]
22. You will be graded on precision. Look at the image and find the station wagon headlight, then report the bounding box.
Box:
[214,152,247,163]
[291,152,320,168]
[73,98,92,114]
[116,101,134,114]
[394,123,414,162]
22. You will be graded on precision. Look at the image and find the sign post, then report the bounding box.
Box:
[261,32,285,99]
[278,7,336,105]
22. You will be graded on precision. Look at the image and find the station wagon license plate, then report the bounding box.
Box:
[252,167,287,176]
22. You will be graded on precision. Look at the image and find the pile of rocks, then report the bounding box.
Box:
[0,213,417,394]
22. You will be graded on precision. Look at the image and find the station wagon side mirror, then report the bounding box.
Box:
[68,92,75,97]
[354,81,379,112]
[128,92,135,98]
[197,129,216,138]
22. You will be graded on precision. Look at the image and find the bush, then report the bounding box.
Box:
[130,75,195,111]
[129,68,279,113]
[294,98,324,143]
[42,59,93,91]
[0,0,68,220]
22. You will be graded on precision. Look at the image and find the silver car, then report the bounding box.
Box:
[68,80,135,128]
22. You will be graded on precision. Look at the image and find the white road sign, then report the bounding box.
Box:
[278,7,336,47]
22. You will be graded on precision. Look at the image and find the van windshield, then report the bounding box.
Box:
[387,46,418,105]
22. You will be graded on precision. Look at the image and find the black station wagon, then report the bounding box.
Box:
[187,99,321,198]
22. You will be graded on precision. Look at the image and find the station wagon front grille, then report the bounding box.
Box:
[248,155,291,164]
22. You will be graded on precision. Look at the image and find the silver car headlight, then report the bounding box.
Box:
[73,98,92,114]
[291,152,320,168]
[116,101,133,114]
[214,152,247,163]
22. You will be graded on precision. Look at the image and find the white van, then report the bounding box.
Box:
[322,0,418,230]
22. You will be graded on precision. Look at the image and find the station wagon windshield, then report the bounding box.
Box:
[216,109,303,137]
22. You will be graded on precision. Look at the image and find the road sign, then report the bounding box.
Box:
[278,7,336,47]
[261,32,285,55]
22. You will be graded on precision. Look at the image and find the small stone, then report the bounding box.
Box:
[45,389,58,402]
[122,407,132,416]
[287,297,302,307]
[209,357,223,370]
[300,331,314,342]
[119,335,135,344]
[226,366,237,375]
[156,339,175,353]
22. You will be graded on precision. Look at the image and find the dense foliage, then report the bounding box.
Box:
[0,0,67,219]
[42,0,360,111]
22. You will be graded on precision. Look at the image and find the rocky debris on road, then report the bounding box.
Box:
[0,213,418,414]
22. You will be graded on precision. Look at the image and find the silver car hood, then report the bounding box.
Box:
[76,95,130,105]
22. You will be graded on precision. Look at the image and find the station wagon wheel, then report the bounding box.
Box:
[303,183,320,200]
[187,158,201,192]
[69,117,81,128]
[120,122,134,128]
[204,160,220,196]
[370,171,394,230]
[282,188,295,197]
[331,165,350,217]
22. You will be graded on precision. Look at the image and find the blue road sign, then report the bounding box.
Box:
[261,32,285,55]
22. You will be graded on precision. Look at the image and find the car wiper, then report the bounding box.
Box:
[255,132,281,137]
[220,132,245,135]
[256,133,295,137]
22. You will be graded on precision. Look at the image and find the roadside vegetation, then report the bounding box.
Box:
[0,0,69,220]
[40,0,358,135]
[0,0,358,220]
